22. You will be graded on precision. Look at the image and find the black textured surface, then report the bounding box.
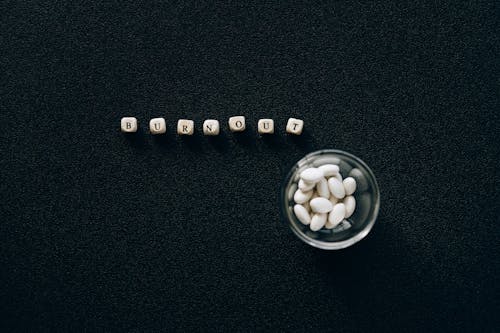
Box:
[1,1,499,332]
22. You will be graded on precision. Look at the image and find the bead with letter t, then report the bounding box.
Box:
[286,118,304,135]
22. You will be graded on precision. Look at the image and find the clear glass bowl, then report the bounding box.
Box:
[281,149,380,250]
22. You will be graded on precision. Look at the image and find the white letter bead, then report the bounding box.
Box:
[310,213,327,231]
[343,177,357,196]
[294,189,313,204]
[286,117,304,135]
[328,177,345,199]
[203,119,220,135]
[228,116,246,132]
[344,196,356,218]
[328,203,345,228]
[149,118,166,134]
[300,168,324,183]
[298,179,315,191]
[318,164,339,177]
[316,178,330,198]
[177,119,194,135]
[293,204,311,225]
[258,119,274,134]
[121,117,138,133]
[309,197,334,213]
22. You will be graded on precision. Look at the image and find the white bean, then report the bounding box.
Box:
[343,177,357,196]
[303,200,311,212]
[298,179,315,191]
[293,204,311,225]
[328,203,345,228]
[318,164,339,177]
[344,196,356,218]
[328,177,345,199]
[300,168,324,183]
[310,191,319,200]
[316,178,330,198]
[310,213,327,231]
[324,220,336,229]
[310,197,334,213]
[294,189,312,204]
[334,173,343,182]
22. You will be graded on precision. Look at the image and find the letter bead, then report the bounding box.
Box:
[149,118,166,134]
[121,117,138,133]
[177,119,194,135]
[286,118,304,135]
[203,119,220,135]
[228,116,246,132]
[258,119,274,134]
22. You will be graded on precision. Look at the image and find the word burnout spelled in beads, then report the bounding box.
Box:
[121,117,304,136]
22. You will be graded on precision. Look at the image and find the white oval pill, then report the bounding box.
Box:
[328,177,345,199]
[303,200,311,212]
[298,179,315,191]
[318,164,339,177]
[310,197,334,213]
[293,204,311,225]
[316,178,330,198]
[326,219,352,231]
[344,196,356,218]
[300,168,324,183]
[310,213,327,231]
[310,191,319,200]
[334,173,343,182]
[343,177,357,196]
[328,203,345,228]
[293,189,313,204]
[324,220,336,229]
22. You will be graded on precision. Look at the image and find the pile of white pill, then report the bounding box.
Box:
[293,164,357,231]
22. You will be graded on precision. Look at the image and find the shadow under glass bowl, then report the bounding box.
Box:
[281,149,380,250]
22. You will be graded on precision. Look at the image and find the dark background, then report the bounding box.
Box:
[1,1,499,332]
